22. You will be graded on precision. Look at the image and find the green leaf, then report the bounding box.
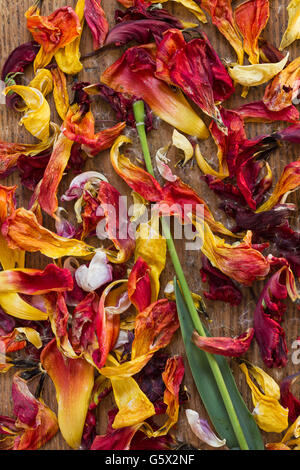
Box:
[174,279,264,450]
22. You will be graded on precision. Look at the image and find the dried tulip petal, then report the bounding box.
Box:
[25,4,81,71]
[2,207,95,259]
[192,327,254,357]
[85,0,109,49]
[186,409,226,447]
[280,0,300,50]
[263,56,300,111]
[55,0,85,75]
[4,85,51,142]
[280,372,300,423]
[128,257,152,312]
[40,339,94,449]
[50,66,70,121]
[234,0,269,65]
[101,44,209,139]
[234,100,299,123]
[240,362,289,433]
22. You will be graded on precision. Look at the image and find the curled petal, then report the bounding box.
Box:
[172,129,194,166]
[2,207,95,259]
[6,374,59,450]
[111,136,163,202]
[27,68,53,99]
[4,85,51,142]
[192,328,254,357]
[40,339,94,449]
[155,145,177,182]
[0,122,59,178]
[50,66,70,120]
[0,264,73,295]
[62,171,108,202]
[101,44,209,139]
[25,4,81,71]
[234,0,269,65]
[128,257,152,312]
[240,362,289,433]
[75,251,113,292]
[254,265,299,368]
[280,372,300,423]
[62,104,126,157]
[280,0,300,50]
[55,0,85,75]
[135,216,166,302]
[0,293,48,322]
[97,181,136,264]
[153,0,207,23]
[85,0,109,49]
[195,221,270,285]
[256,161,300,213]
[186,409,226,447]
[227,54,289,88]
[91,424,142,450]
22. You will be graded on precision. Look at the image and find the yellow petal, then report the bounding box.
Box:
[111,375,155,429]
[240,363,289,433]
[153,0,207,23]
[172,129,194,166]
[280,0,300,50]
[195,144,229,179]
[0,293,48,321]
[15,327,42,349]
[228,54,289,87]
[4,85,51,142]
[135,215,166,302]
[29,69,53,97]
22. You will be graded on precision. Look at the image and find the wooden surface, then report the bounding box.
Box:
[0,0,299,450]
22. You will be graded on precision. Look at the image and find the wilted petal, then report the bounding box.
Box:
[227,54,289,88]
[1,41,39,82]
[200,0,244,64]
[85,0,108,49]
[25,4,81,71]
[50,66,70,121]
[240,362,289,433]
[135,216,166,302]
[192,327,254,357]
[254,265,299,368]
[234,0,269,64]
[263,56,300,112]
[280,372,300,423]
[234,100,299,123]
[40,339,94,449]
[4,85,51,142]
[0,264,73,295]
[75,251,113,292]
[111,136,163,202]
[156,29,234,132]
[101,44,209,139]
[55,0,85,75]
[195,221,270,285]
[280,0,300,50]
[186,409,226,447]
[2,207,95,259]
[256,161,300,213]
[97,181,136,264]
[128,257,152,312]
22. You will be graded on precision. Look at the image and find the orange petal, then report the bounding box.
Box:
[40,339,94,449]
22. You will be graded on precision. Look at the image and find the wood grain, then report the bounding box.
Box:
[0,0,299,450]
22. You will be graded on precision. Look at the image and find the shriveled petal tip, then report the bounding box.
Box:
[40,339,94,449]
[192,328,254,357]
[186,409,226,448]
[85,0,109,49]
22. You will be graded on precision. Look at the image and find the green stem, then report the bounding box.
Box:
[133,100,249,450]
